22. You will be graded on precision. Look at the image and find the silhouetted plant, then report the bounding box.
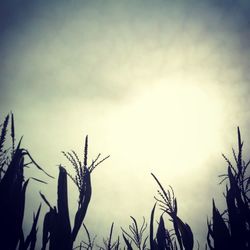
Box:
[151,173,194,250]
[1,112,250,250]
[74,223,97,250]
[40,135,109,250]
[0,113,52,250]
[98,223,120,250]
[0,113,13,180]
[207,127,250,250]
[62,136,110,208]
[121,216,148,250]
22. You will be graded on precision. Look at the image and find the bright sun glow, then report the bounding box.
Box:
[103,75,224,181]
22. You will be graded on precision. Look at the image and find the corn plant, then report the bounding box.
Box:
[207,127,250,250]
[40,135,109,250]
[0,113,52,250]
[98,223,120,250]
[121,216,148,250]
[73,224,97,250]
[150,173,194,250]
[2,111,250,250]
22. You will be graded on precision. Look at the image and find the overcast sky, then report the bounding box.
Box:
[1,0,250,248]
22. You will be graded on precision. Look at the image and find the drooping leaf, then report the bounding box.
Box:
[22,150,54,178]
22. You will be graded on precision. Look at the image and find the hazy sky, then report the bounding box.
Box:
[1,0,250,248]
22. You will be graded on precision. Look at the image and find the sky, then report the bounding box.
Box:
[1,0,250,248]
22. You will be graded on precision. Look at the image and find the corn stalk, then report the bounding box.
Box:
[207,127,250,250]
[0,113,51,250]
[41,136,109,250]
[151,174,194,250]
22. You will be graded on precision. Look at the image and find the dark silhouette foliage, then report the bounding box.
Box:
[40,136,109,250]
[0,113,52,250]
[207,127,250,250]
[0,113,249,250]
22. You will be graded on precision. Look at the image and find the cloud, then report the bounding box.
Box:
[1,0,250,247]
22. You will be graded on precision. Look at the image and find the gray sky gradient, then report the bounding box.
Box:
[1,0,250,248]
